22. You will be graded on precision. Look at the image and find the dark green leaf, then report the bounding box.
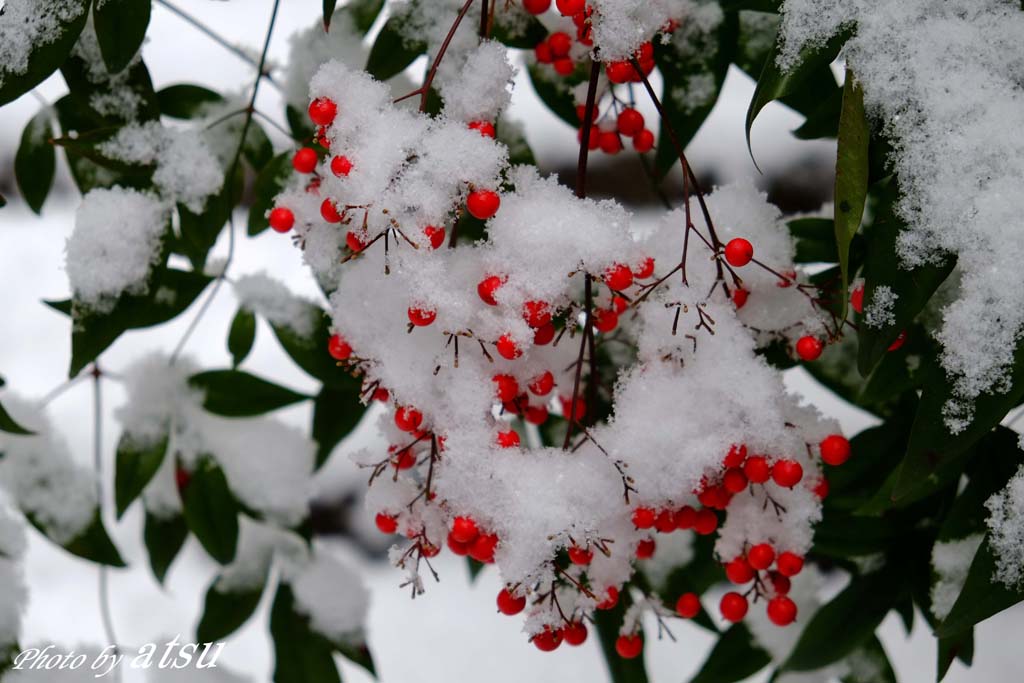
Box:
[143,509,188,584]
[93,0,151,73]
[721,0,780,10]
[157,84,224,119]
[466,557,484,581]
[526,64,580,128]
[285,105,315,143]
[114,432,169,518]
[269,305,357,390]
[791,82,843,139]
[346,0,384,34]
[189,370,310,417]
[197,578,266,642]
[938,539,1024,638]
[248,152,293,236]
[270,583,342,683]
[181,456,239,564]
[690,623,771,683]
[335,641,376,678]
[783,565,903,671]
[365,16,425,81]
[28,510,126,567]
[312,383,364,469]
[227,309,257,368]
[0,400,34,435]
[242,120,274,171]
[938,629,973,683]
[0,0,91,106]
[61,51,160,125]
[323,0,339,31]
[834,68,869,321]
[14,108,56,214]
[592,592,649,683]
[840,637,897,683]
[53,96,137,193]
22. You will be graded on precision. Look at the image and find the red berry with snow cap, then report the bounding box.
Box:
[468,120,496,138]
[496,334,522,360]
[604,263,634,291]
[408,307,436,327]
[469,533,498,562]
[451,516,479,543]
[634,256,655,279]
[346,231,366,252]
[744,455,771,483]
[636,538,656,559]
[423,225,445,249]
[523,300,551,328]
[632,507,656,529]
[597,586,619,610]
[493,374,519,402]
[533,627,562,652]
[529,371,555,396]
[568,545,593,565]
[308,97,337,126]
[320,199,342,223]
[394,407,423,432]
[563,622,588,646]
[477,275,504,305]
[496,430,521,448]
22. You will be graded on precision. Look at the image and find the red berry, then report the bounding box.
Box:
[555,0,584,16]
[725,556,755,584]
[722,467,748,494]
[535,41,553,64]
[636,538,656,559]
[633,507,656,529]
[529,371,555,396]
[328,334,352,360]
[469,533,498,562]
[813,476,830,499]
[563,621,588,646]
[316,126,330,150]
[633,256,655,279]
[451,516,479,543]
[408,307,436,327]
[523,0,551,13]
[771,459,803,488]
[603,263,634,291]
[560,395,586,421]
[593,308,619,333]
[496,334,522,360]
[373,387,390,402]
[723,444,748,468]
[732,288,749,309]
[724,238,754,267]
[268,207,294,233]
[766,596,797,626]
[888,330,907,352]
[447,533,469,556]
[720,592,748,622]
[747,543,775,571]
[467,190,501,219]
[391,447,416,470]
[768,571,791,596]
[497,587,526,615]
[776,552,804,577]
[674,505,697,530]
[292,147,318,174]
[676,593,701,619]
[320,198,342,223]
[308,97,337,126]
[568,545,593,565]
[597,586,619,610]
[496,430,521,448]
[606,60,633,84]
[375,512,398,534]
[477,275,504,306]
[525,405,549,425]
[599,131,623,155]
[493,374,519,402]
[533,322,556,346]
[615,634,643,659]
[331,155,353,177]
[633,129,655,153]
[576,104,598,122]
[617,108,645,137]
[420,542,441,558]
[655,508,676,533]
[694,508,718,535]
[744,455,771,484]
[346,231,366,252]
[553,57,575,76]
[523,300,552,328]
[548,31,572,58]
[850,285,864,314]
[423,225,446,249]
[533,627,562,652]
[468,120,496,138]
[394,406,423,432]
[795,336,824,361]
[612,296,628,314]
[578,125,600,150]
[820,434,851,466]
[175,467,190,491]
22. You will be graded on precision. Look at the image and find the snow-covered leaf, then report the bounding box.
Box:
[0,0,91,106]
[347,0,384,34]
[269,583,342,683]
[0,400,34,436]
[937,538,1024,638]
[28,509,125,567]
[365,15,425,81]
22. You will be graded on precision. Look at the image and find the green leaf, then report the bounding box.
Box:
[62,267,213,378]
[114,432,169,518]
[248,152,293,236]
[14,108,56,214]
[181,456,239,564]
[745,29,849,167]
[840,636,897,683]
[490,14,547,49]
[269,304,356,390]
[834,68,869,321]
[143,509,188,584]
[526,64,580,128]
[365,16,426,81]
[189,370,310,417]
[227,309,257,368]
[592,592,649,683]
[689,623,771,683]
[53,96,136,193]
[285,105,315,143]
[0,400,34,435]
[0,0,91,106]
[857,183,955,376]
[312,384,364,469]
[93,0,151,74]
[783,565,903,671]
[937,539,1024,638]
[270,583,342,683]
[323,0,339,30]
[28,510,126,567]
[346,0,385,34]
[937,630,973,683]
[335,641,376,678]
[197,578,266,642]
[157,84,224,119]
[60,51,160,125]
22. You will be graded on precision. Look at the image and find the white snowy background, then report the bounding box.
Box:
[0,1,1019,681]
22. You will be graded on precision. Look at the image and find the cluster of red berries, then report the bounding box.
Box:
[718,543,803,626]
[577,106,656,155]
[604,41,656,85]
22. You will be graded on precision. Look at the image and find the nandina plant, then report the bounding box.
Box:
[1,1,1023,682]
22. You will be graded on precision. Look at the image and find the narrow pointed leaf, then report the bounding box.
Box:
[144,510,188,584]
[14,108,56,214]
[227,309,257,368]
[181,457,239,564]
[690,623,771,683]
[189,370,309,417]
[834,68,869,321]
[114,432,169,518]
[93,0,151,74]
[0,400,34,435]
[197,579,266,642]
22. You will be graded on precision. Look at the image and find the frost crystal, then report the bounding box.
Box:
[985,464,1024,588]
[863,285,897,329]
[0,0,88,88]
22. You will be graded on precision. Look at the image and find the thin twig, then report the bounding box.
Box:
[92,367,121,683]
